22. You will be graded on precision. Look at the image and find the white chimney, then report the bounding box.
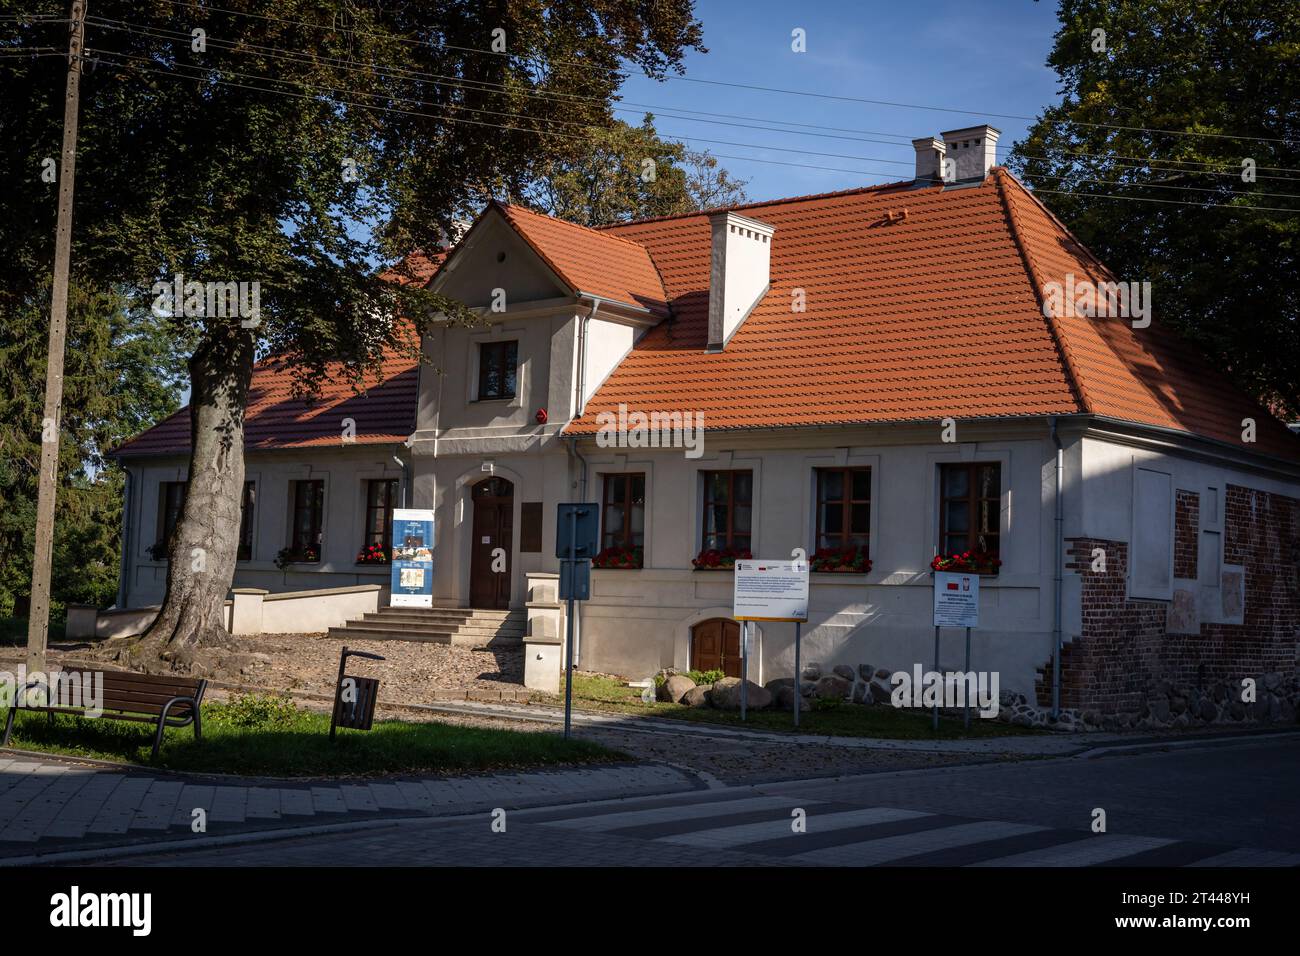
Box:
[938,125,1001,182]
[911,137,947,183]
[707,211,774,350]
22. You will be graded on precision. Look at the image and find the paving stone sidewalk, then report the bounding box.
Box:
[0,753,697,861]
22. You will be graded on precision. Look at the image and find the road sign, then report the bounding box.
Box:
[933,571,979,628]
[733,559,809,622]
[559,559,590,601]
[555,502,599,560]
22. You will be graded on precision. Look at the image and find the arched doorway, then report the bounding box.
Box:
[470,476,513,609]
[690,618,741,677]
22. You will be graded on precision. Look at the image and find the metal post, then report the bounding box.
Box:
[563,506,577,739]
[793,621,802,729]
[932,625,940,732]
[26,0,87,681]
[963,626,972,730]
[740,621,748,721]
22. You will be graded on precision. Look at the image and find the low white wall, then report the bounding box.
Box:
[90,584,379,639]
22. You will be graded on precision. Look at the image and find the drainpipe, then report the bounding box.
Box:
[1050,417,1065,718]
[392,447,410,508]
[115,467,132,609]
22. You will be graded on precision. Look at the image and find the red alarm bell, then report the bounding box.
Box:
[535,407,548,424]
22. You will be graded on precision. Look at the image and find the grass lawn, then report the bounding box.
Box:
[556,673,1041,740]
[0,694,620,777]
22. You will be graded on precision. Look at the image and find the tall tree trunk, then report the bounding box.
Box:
[132,331,255,669]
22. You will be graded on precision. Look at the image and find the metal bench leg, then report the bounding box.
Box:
[152,696,200,760]
[2,706,15,748]
[192,701,202,742]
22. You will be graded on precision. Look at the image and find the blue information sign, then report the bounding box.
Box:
[390,508,435,607]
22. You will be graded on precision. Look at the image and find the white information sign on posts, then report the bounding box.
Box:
[933,571,979,628]
[734,560,810,622]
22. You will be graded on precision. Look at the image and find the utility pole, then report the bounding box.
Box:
[26,0,88,681]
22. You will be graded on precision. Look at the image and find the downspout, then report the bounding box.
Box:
[1050,417,1065,718]
[392,448,410,508]
[115,467,132,609]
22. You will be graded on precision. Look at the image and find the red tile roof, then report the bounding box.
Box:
[564,169,1300,463]
[494,202,669,314]
[114,172,1300,464]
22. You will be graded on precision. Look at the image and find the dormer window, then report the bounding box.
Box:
[477,340,518,401]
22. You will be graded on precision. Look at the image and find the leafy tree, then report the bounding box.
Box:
[518,116,748,225]
[0,0,703,664]
[0,284,182,625]
[1007,0,1299,417]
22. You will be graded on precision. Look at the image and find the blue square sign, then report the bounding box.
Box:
[555,502,600,560]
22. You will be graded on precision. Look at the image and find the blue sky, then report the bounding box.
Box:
[617,0,1064,201]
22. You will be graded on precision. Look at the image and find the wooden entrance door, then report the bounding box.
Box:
[690,618,741,677]
[470,477,513,609]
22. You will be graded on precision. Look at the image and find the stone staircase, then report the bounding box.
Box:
[326,606,525,647]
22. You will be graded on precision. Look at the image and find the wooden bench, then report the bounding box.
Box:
[3,670,207,759]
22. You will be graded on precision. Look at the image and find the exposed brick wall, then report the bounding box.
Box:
[1174,489,1199,579]
[1037,484,1300,716]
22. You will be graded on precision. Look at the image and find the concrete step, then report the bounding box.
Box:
[325,626,453,644]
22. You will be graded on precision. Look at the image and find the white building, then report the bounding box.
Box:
[113,126,1300,721]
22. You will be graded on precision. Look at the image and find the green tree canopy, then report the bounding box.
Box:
[1008,0,1299,417]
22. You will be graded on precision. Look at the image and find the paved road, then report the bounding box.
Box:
[85,735,1300,866]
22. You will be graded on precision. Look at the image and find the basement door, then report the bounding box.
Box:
[470,477,513,609]
[690,618,742,678]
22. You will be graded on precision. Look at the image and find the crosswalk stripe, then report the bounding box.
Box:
[968,834,1175,867]
[794,820,1044,865]
[1187,847,1300,867]
[656,807,930,849]
[544,795,803,832]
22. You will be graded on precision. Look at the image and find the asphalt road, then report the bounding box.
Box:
[96,735,1300,866]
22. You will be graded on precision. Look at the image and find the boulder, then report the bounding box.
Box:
[832,664,856,682]
[801,663,822,681]
[710,677,772,710]
[858,664,875,682]
[765,677,796,694]
[659,674,697,704]
[874,668,891,680]
[682,686,711,708]
[813,675,852,700]
[1197,699,1217,722]
[776,686,810,712]
[798,681,817,697]
[869,681,894,705]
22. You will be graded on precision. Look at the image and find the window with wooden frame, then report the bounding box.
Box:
[289,479,325,559]
[939,462,1001,559]
[701,470,753,552]
[477,340,518,401]
[815,467,871,552]
[601,474,646,551]
[237,481,255,561]
[364,479,399,551]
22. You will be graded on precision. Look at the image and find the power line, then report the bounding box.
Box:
[89,13,1300,179]
[85,48,1299,215]
[145,0,1300,150]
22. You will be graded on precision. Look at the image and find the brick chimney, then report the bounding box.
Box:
[938,125,1001,182]
[707,211,774,350]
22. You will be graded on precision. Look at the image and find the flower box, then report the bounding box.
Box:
[592,545,642,569]
[275,545,320,569]
[692,547,751,570]
[810,546,872,574]
[355,543,390,565]
[931,550,1001,575]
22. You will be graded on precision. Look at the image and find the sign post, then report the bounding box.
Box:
[734,556,810,724]
[390,509,435,608]
[932,571,980,733]
[556,503,598,739]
